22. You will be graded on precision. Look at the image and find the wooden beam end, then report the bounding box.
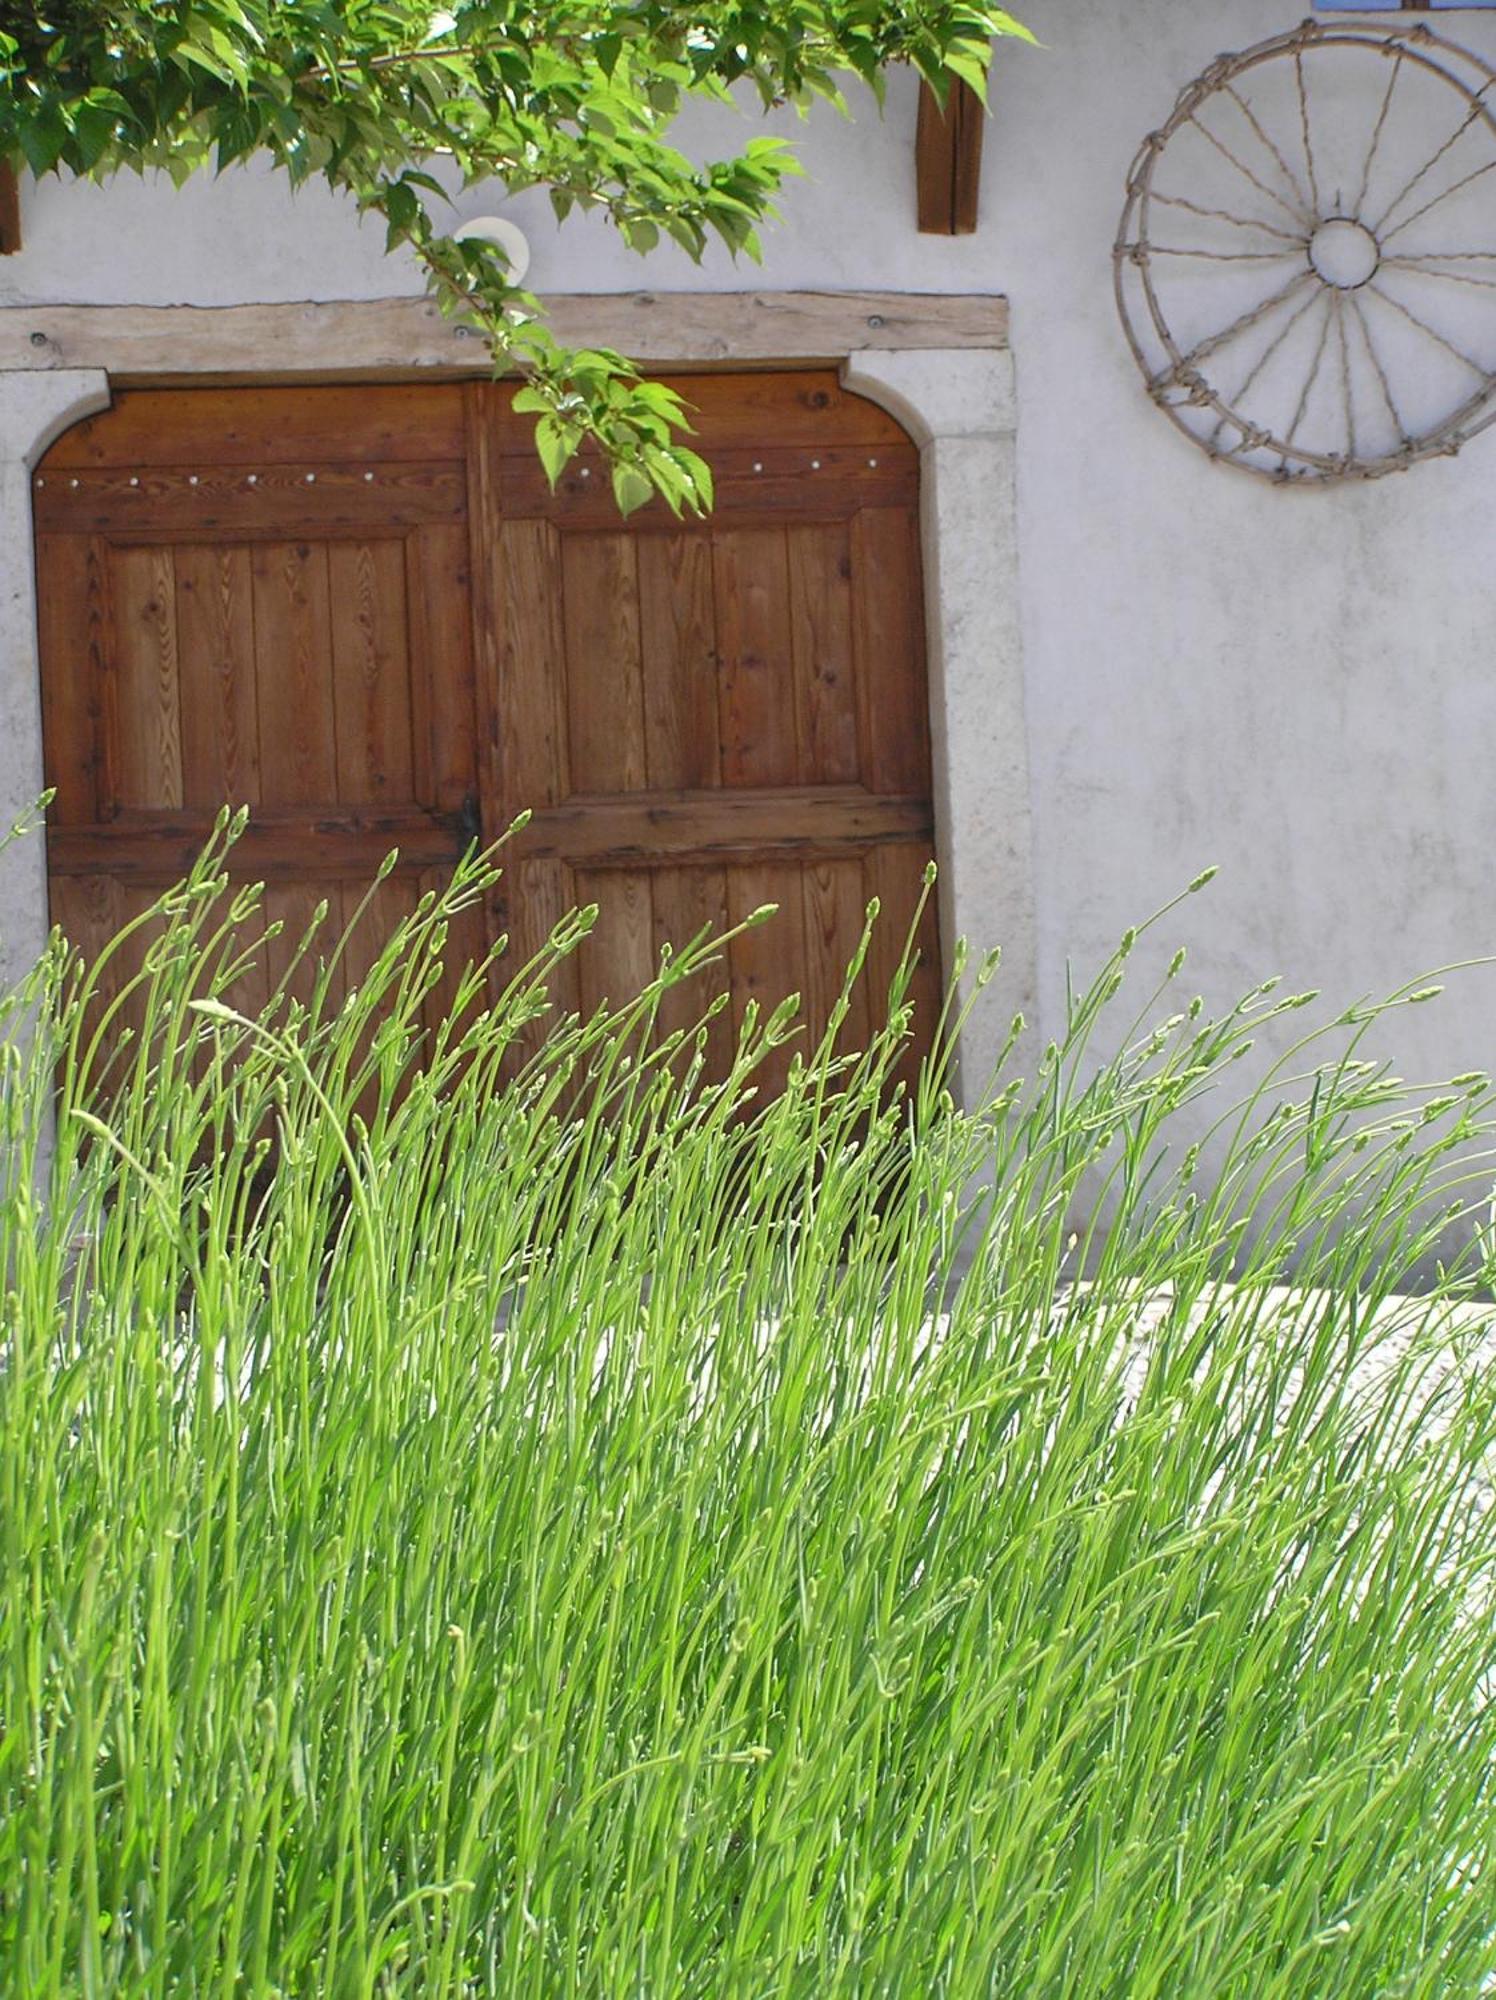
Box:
[0,162,20,256]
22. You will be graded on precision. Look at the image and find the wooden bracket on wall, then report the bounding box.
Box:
[915,78,985,236]
[0,163,20,256]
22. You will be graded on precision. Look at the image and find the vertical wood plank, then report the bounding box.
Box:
[498,854,582,1075]
[726,863,806,1106]
[574,867,655,1024]
[327,540,415,806]
[418,864,490,1048]
[264,881,340,1015]
[0,162,20,256]
[175,545,261,811]
[915,77,985,237]
[216,897,271,1025]
[786,522,858,785]
[852,508,931,796]
[651,864,734,1082]
[251,542,336,806]
[408,524,476,814]
[338,874,422,1123]
[492,508,580,1057]
[863,845,943,1099]
[637,535,720,790]
[801,857,872,1065]
[338,875,419,1000]
[111,546,183,810]
[713,528,797,788]
[496,518,569,817]
[36,534,105,823]
[561,534,646,795]
[50,874,123,1096]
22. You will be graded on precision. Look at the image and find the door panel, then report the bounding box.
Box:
[475,369,939,1096]
[37,385,480,1077]
[37,371,940,1102]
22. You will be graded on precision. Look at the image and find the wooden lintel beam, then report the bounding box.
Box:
[0,163,20,256]
[916,78,985,237]
[0,290,1009,378]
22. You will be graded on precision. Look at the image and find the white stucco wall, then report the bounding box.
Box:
[6,1,1496,1125]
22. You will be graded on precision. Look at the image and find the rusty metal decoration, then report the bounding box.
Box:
[1115,18,1496,482]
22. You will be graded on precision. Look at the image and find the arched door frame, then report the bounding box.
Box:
[0,296,1034,1106]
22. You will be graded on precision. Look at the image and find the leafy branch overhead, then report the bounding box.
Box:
[0,2,1031,511]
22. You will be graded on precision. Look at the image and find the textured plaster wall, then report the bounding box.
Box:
[6,3,1496,1119]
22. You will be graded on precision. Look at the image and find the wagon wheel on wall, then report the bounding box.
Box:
[1115,18,1496,482]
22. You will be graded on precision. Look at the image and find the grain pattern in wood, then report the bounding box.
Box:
[497,854,582,1074]
[496,518,569,815]
[0,163,19,256]
[727,863,807,1106]
[38,370,940,1114]
[174,546,260,810]
[45,385,467,468]
[638,535,720,791]
[50,874,122,1089]
[560,535,646,795]
[713,528,797,789]
[12,294,1009,381]
[499,445,916,526]
[251,542,337,807]
[650,864,734,1077]
[35,463,464,538]
[111,546,183,811]
[418,865,491,1047]
[263,881,341,1014]
[215,898,272,1026]
[575,866,654,1022]
[575,371,909,450]
[36,533,105,823]
[863,844,943,1098]
[511,788,930,865]
[852,507,931,796]
[407,524,475,812]
[327,540,415,806]
[338,874,420,1001]
[787,523,859,785]
[49,811,467,885]
[802,857,873,1063]
[916,78,986,237]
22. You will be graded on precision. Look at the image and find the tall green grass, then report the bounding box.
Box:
[2,816,1494,1996]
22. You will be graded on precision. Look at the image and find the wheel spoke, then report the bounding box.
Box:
[1118,22,1496,480]
[1380,257,1496,293]
[1146,187,1307,246]
[1349,293,1405,443]
[1352,51,1404,220]
[1280,290,1336,455]
[1135,244,1306,264]
[1334,292,1357,462]
[1221,82,1314,215]
[1205,284,1327,446]
[1365,280,1491,380]
[1294,51,1323,217]
[1152,268,1318,388]
[1380,156,1496,249]
[1369,88,1493,236]
[1188,114,1315,231]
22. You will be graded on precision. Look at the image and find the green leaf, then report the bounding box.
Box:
[534,415,577,487]
[610,461,655,515]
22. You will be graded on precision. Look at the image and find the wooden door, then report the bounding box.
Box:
[473,371,941,1099]
[35,371,939,1098]
[35,384,484,1056]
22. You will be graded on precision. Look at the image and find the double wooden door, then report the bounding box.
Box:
[35,371,940,1097]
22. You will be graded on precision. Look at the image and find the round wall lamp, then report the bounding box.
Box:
[451,214,532,286]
